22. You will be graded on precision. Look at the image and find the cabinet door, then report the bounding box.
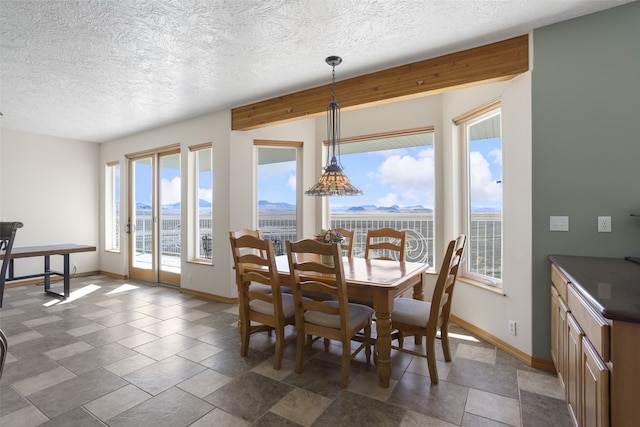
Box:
[551,286,568,389]
[567,313,584,427]
[581,337,609,427]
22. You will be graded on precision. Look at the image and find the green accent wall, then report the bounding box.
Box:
[532,1,640,358]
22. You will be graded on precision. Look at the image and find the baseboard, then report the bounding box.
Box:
[98,270,127,280]
[451,314,555,372]
[180,287,238,304]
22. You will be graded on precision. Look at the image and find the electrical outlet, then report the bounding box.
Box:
[508,320,517,336]
[598,216,611,233]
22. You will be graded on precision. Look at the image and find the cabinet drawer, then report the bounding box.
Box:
[568,284,610,361]
[551,264,569,302]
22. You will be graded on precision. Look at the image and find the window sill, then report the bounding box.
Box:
[187,259,212,266]
[458,276,505,296]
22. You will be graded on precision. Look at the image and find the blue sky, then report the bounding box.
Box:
[133,138,502,210]
[258,140,502,210]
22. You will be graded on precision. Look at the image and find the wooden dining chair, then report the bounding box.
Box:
[1,221,23,308]
[230,229,275,295]
[390,234,466,384]
[229,230,296,370]
[365,227,407,262]
[333,227,355,258]
[285,239,373,388]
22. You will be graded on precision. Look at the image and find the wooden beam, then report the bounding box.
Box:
[232,35,529,131]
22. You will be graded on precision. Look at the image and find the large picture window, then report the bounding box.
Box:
[328,128,435,265]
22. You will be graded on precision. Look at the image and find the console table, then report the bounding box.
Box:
[0,244,96,299]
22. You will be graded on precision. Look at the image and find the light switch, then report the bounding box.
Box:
[550,216,569,231]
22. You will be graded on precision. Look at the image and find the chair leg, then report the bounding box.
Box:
[340,338,351,388]
[440,324,452,362]
[273,325,284,370]
[397,330,404,348]
[426,332,439,384]
[295,327,305,374]
[239,318,250,357]
[323,338,330,352]
[364,323,372,365]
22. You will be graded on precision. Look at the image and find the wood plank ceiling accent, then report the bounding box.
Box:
[232,34,529,131]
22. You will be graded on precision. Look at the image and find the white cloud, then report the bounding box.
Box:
[198,188,212,203]
[489,148,502,166]
[287,174,296,192]
[375,147,435,205]
[161,176,181,205]
[469,151,502,205]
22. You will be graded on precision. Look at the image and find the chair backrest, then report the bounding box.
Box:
[427,234,466,330]
[285,239,350,330]
[229,230,284,316]
[1,221,24,308]
[364,227,407,262]
[333,227,354,258]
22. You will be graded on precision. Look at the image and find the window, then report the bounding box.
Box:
[256,140,301,255]
[457,101,503,285]
[328,128,435,265]
[105,162,120,252]
[191,145,212,261]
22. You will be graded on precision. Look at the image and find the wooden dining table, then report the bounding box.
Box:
[274,254,429,388]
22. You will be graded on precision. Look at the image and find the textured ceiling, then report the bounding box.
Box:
[0,0,634,143]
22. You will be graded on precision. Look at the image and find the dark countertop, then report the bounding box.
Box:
[549,255,640,323]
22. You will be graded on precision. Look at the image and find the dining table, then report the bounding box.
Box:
[274,254,429,388]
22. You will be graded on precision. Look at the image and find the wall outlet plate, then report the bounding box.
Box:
[598,216,612,232]
[550,216,569,231]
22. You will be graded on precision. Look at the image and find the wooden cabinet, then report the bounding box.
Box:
[550,264,610,427]
[550,257,640,427]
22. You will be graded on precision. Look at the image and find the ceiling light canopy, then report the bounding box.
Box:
[305,56,363,197]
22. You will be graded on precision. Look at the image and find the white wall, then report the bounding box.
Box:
[99,111,231,296]
[0,128,100,274]
[441,74,533,353]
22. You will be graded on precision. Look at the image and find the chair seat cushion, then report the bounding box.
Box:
[391,297,431,327]
[304,300,374,329]
[250,293,296,317]
[249,282,273,294]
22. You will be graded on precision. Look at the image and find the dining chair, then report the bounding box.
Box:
[390,234,466,384]
[285,239,373,388]
[365,227,407,262]
[333,227,355,258]
[229,230,296,370]
[1,221,24,308]
[229,229,275,295]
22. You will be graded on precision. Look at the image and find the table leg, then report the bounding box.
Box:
[63,254,70,298]
[374,290,393,388]
[44,255,51,293]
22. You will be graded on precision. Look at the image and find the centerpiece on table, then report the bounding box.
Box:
[314,229,344,265]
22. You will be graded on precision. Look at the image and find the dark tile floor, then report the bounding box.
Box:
[0,275,573,426]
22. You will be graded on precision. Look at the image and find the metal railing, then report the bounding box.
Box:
[132,212,502,280]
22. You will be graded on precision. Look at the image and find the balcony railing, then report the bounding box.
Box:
[132,212,502,281]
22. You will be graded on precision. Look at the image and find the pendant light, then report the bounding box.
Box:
[305,56,363,196]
